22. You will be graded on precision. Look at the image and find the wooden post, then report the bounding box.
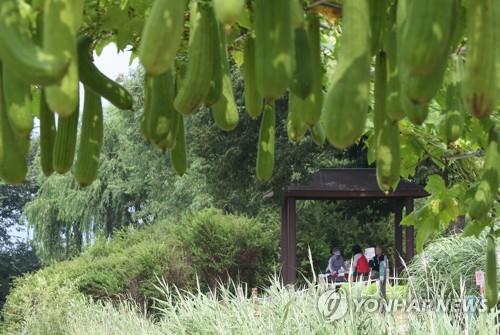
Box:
[288,198,297,285]
[394,201,404,272]
[405,198,415,262]
[280,200,289,284]
[281,198,297,285]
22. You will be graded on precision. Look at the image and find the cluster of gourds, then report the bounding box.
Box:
[0,0,133,186]
[139,0,499,199]
[1,0,498,188]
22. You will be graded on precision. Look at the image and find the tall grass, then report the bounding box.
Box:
[6,275,498,335]
[406,233,499,298]
[153,274,498,335]
[4,234,499,334]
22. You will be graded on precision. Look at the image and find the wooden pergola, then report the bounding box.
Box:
[276,168,428,285]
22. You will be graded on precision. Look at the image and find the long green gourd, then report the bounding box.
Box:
[52,102,79,174]
[374,52,400,192]
[77,36,133,110]
[0,0,67,85]
[290,26,314,99]
[205,22,223,107]
[463,0,498,118]
[139,0,187,76]
[39,90,56,177]
[211,28,239,131]
[74,87,104,186]
[256,103,276,182]
[147,68,177,149]
[323,0,371,149]
[174,2,217,115]
[397,0,454,76]
[2,66,33,135]
[170,115,187,176]
[243,36,263,119]
[302,14,323,127]
[485,232,498,310]
[43,0,83,117]
[0,66,27,183]
[254,0,293,99]
[287,92,308,144]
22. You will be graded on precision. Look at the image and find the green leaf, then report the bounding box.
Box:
[438,197,459,225]
[231,50,244,68]
[399,135,421,178]
[129,51,138,66]
[120,0,129,11]
[101,5,130,31]
[424,100,443,126]
[448,183,466,199]
[467,118,490,148]
[463,217,492,238]
[365,131,376,165]
[31,87,41,118]
[425,175,446,196]
[237,7,252,30]
[413,206,439,253]
[401,211,415,226]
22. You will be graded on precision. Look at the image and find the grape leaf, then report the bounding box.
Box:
[237,6,252,30]
[404,206,440,253]
[425,175,446,196]
[463,216,492,238]
[364,130,376,165]
[231,50,244,68]
[400,135,421,178]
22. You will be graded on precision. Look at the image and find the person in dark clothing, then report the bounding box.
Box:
[369,245,388,274]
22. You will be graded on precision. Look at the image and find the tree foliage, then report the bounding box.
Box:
[0,181,39,312]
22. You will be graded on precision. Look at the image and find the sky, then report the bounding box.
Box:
[81,43,139,107]
[93,44,139,81]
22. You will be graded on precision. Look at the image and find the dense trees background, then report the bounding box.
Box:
[0,183,40,310]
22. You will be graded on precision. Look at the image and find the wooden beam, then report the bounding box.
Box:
[285,189,429,200]
[405,198,415,262]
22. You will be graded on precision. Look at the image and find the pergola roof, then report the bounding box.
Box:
[282,168,428,200]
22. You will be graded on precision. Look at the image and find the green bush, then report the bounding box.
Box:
[0,275,84,334]
[2,209,279,331]
[178,208,279,289]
